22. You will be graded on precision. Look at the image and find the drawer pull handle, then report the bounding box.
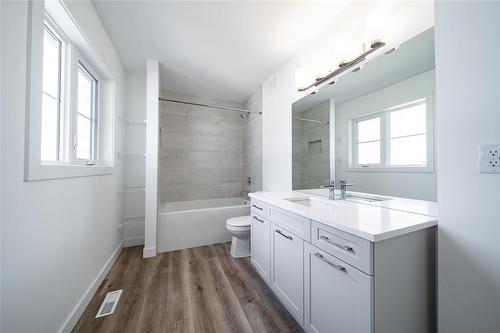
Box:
[315,252,346,271]
[252,204,263,210]
[275,229,293,241]
[320,235,354,252]
[253,216,264,223]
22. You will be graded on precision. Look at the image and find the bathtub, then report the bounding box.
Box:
[158,197,250,252]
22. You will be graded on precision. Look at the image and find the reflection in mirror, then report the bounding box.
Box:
[292,27,437,201]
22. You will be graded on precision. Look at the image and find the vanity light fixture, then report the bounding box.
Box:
[298,39,386,92]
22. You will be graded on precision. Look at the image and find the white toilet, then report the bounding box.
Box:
[226,215,251,258]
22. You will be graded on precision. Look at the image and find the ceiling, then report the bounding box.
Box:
[92,1,349,102]
[293,27,436,112]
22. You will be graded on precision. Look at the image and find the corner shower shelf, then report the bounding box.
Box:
[118,187,146,193]
[125,118,146,125]
[123,152,146,157]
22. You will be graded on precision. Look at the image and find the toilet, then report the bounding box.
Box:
[226,215,251,258]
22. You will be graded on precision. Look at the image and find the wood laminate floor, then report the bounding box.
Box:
[73,243,304,333]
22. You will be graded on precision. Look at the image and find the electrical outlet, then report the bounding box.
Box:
[480,144,500,173]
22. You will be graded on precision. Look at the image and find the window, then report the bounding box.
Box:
[25,0,115,180]
[356,117,381,165]
[76,63,98,161]
[352,98,432,171]
[41,23,63,161]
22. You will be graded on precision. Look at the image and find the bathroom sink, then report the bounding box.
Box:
[345,194,391,203]
[285,197,336,208]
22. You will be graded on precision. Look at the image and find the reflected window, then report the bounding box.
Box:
[352,98,429,169]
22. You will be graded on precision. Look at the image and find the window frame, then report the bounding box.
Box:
[72,56,100,165]
[349,94,435,173]
[25,0,116,181]
[41,20,65,162]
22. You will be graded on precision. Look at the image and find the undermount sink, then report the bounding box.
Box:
[285,196,335,208]
[286,193,391,207]
[345,193,391,203]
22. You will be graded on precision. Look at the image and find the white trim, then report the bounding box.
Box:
[143,246,157,258]
[144,60,159,258]
[59,242,123,333]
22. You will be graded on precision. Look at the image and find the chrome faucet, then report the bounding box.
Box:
[339,180,354,200]
[321,180,336,200]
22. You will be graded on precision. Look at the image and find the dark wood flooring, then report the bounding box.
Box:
[73,243,304,333]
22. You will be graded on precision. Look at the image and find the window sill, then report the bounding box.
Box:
[347,165,434,173]
[25,162,115,181]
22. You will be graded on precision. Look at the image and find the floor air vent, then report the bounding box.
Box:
[96,290,122,318]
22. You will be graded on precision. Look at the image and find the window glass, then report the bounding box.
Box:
[41,24,61,161]
[390,134,426,165]
[358,141,381,165]
[76,64,98,160]
[357,117,380,143]
[390,101,426,138]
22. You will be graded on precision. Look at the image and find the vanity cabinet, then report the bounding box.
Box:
[304,243,372,333]
[249,197,436,333]
[270,224,304,324]
[250,212,271,284]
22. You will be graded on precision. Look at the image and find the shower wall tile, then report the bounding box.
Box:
[243,90,263,194]
[159,91,246,203]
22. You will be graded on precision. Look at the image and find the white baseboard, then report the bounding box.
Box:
[59,242,123,333]
[123,237,144,247]
[143,246,156,258]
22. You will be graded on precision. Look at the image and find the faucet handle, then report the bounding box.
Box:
[340,180,354,189]
[321,180,335,188]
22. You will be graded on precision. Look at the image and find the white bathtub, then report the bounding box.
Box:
[158,197,250,252]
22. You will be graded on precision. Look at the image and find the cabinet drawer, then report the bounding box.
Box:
[311,221,373,275]
[251,199,269,218]
[269,206,310,241]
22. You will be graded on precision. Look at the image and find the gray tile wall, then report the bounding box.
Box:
[292,101,330,190]
[243,90,263,195]
[159,92,246,203]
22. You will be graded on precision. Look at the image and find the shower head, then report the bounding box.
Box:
[240,112,249,119]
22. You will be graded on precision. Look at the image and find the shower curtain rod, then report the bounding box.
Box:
[159,98,262,114]
[293,117,330,125]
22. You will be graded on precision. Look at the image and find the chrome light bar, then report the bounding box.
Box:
[298,40,386,92]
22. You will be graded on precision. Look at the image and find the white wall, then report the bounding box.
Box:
[335,70,437,201]
[435,2,500,332]
[262,1,434,191]
[1,1,125,332]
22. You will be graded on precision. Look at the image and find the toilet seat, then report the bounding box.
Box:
[226,215,251,229]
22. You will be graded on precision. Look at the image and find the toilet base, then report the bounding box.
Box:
[230,236,250,258]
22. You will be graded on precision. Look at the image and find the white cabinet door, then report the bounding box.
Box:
[251,213,271,284]
[270,224,304,324]
[304,243,373,333]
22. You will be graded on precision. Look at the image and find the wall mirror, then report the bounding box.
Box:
[292,27,437,201]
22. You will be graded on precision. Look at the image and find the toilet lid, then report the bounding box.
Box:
[226,215,251,227]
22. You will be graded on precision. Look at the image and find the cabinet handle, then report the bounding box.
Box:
[252,204,263,211]
[275,229,293,240]
[315,252,346,271]
[320,235,354,252]
[253,216,264,223]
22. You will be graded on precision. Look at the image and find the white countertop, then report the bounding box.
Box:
[249,190,438,242]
